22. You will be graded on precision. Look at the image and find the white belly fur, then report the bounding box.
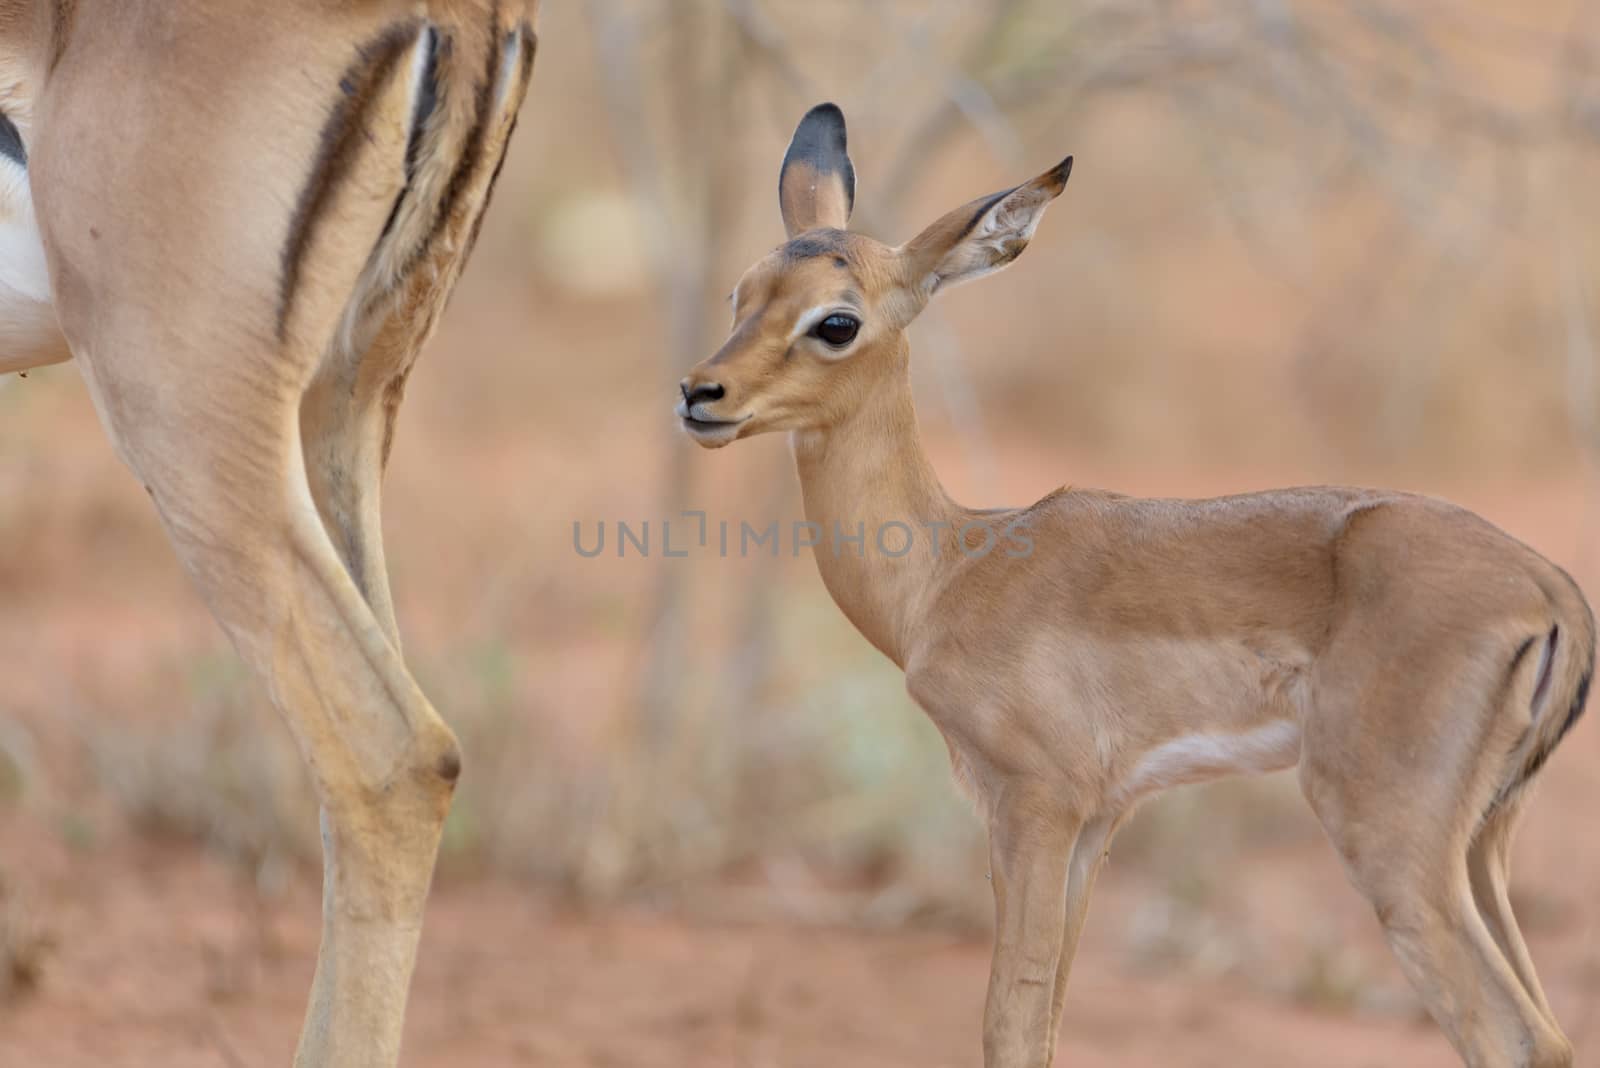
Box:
[0,158,67,374]
[1114,721,1303,806]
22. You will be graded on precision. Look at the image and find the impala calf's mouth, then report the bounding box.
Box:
[676,380,749,445]
[676,405,748,443]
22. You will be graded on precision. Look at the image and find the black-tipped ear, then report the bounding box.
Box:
[903,155,1072,296]
[779,103,856,238]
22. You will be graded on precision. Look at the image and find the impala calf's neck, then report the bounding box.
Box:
[790,345,959,664]
[681,102,1593,1068]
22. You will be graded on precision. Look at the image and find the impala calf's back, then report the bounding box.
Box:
[679,102,1593,1068]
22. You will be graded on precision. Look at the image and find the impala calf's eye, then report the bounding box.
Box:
[813,314,860,348]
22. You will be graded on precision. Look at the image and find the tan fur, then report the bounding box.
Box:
[780,157,851,237]
[0,2,537,1065]
[681,106,1595,1068]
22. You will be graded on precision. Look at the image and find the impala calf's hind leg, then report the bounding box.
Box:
[1303,692,1570,1066]
[1468,798,1560,1031]
[1328,833,1568,1068]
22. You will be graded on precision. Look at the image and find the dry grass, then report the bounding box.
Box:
[64,576,1590,1024]
[89,655,318,891]
[0,871,54,1002]
[78,591,990,924]
[1111,776,1404,1014]
[79,588,1395,1023]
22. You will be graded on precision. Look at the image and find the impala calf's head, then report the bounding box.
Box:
[677,103,1072,447]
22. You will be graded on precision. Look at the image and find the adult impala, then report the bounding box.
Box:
[0,2,536,1064]
[678,103,1593,1068]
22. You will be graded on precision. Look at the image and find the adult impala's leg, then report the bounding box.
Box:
[301,360,407,645]
[31,9,457,1065]
[983,789,1079,1068]
[90,372,458,1068]
[51,274,457,1068]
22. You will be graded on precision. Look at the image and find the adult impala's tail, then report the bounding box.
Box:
[277,5,538,356]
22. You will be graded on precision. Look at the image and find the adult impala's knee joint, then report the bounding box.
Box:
[410,722,463,791]
[326,727,462,867]
[1523,1033,1574,1068]
[434,741,462,785]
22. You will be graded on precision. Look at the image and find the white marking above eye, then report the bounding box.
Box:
[790,304,863,359]
[790,304,835,341]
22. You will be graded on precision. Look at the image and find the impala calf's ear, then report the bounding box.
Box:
[779,102,855,238]
[903,156,1072,298]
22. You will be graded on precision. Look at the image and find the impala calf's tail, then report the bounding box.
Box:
[1495,574,1595,811]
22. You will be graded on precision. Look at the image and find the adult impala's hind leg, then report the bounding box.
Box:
[31,22,456,1066]
[71,359,458,1068]
[90,361,458,1067]
[301,360,408,645]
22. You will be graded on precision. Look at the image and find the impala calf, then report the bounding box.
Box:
[0,2,536,1064]
[678,102,1593,1068]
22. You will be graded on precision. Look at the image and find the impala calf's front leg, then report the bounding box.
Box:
[983,792,1079,1068]
[1045,816,1116,1055]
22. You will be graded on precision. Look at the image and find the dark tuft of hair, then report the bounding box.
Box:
[781,229,853,264]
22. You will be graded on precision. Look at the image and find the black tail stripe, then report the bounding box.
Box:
[462,114,515,263]
[1515,666,1592,791]
[417,2,503,263]
[378,25,443,246]
[519,23,538,92]
[1487,630,1593,818]
[1555,668,1592,748]
[1531,624,1558,711]
[405,27,441,180]
[460,26,536,263]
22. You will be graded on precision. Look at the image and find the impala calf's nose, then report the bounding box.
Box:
[680,379,726,406]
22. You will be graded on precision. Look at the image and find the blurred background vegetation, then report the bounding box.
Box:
[2,0,1599,1060]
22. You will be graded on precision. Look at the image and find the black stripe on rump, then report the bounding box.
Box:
[278,20,422,342]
